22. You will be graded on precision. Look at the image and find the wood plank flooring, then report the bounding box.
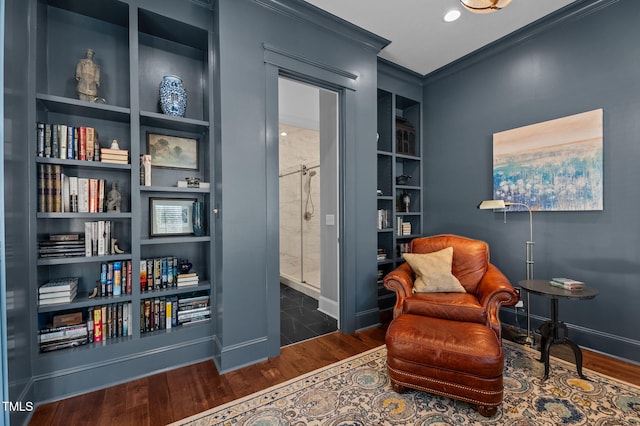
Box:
[29,323,640,426]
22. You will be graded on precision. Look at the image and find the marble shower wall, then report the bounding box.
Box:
[279,124,321,292]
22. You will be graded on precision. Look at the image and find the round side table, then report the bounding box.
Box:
[518,279,598,380]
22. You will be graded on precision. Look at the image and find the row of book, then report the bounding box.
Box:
[140,293,210,333]
[139,257,200,292]
[38,221,121,259]
[37,122,99,161]
[38,302,132,352]
[38,277,78,306]
[90,303,133,343]
[550,277,585,291]
[38,164,123,214]
[95,260,133,297]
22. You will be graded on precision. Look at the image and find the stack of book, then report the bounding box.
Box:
[100,148,129,165]
[550,277,585,291]
[178,294,210,325]
[402,222,412,236]
[176,273,199,287]
[39,323,88,353]
[38,277,79,306]
[38,234,85,259]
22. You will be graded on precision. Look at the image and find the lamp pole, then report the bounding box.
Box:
[505,202,534,346]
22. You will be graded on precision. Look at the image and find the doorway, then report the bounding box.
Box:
[278,77,339,346]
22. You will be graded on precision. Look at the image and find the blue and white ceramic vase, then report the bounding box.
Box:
[159,75,187,117]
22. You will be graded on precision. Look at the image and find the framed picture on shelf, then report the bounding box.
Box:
[146,132,198,170]
[149,197,196,237]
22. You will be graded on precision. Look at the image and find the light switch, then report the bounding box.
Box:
[325,214,335,225]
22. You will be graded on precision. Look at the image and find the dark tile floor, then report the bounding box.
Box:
[280,283,338,346]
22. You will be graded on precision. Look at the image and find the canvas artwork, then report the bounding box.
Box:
[147,133,198,170]
[493,109,603,211]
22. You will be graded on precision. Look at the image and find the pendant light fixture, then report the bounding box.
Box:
[460,0,512,14]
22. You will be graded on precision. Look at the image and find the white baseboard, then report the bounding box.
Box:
[318,296,338,320]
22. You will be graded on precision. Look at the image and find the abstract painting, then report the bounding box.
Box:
[493,109,603,211]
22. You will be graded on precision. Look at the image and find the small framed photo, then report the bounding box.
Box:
[149,197,196,237]
[147,132,198,170]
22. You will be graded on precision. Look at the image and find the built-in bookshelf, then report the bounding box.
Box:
[376,84,422,312]
[29,0,215,401]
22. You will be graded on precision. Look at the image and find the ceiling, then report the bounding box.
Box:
[304,0,579,76]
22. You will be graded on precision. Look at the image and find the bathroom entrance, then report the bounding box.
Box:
[278,77,339,345]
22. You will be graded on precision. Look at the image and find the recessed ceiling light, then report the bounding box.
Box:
[444,9,461,22]
[280,132,287,137]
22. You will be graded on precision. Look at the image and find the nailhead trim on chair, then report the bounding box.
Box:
[386,363,503,406]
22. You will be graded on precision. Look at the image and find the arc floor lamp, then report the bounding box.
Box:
[478,199,534,345]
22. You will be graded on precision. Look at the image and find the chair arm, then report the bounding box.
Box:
[476,263,520,338]
[383,262,415,319]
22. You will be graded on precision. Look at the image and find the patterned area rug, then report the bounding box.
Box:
[172,340,640,425]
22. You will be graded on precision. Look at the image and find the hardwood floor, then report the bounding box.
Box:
[29,323,640,426]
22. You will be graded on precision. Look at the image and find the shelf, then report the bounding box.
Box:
[140,111,209,133]
[396,212,422,217]
[37,212,132,219]
[38,294,134,313]
[36,157,132,171]
[38,335,134,358]
[377,259,395,266]
[395,185,420,191]
[140,186,210,194]
[377,150,393,157]
[141,236,211,245]
[396,234,422,240]
[141,282,210,298]
[377,228,394,233]
[395,153,420,161]
[140,318,211,339]
[36,94,131,123]
[37,254,132,266]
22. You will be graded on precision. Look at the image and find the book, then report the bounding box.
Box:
[49,233,82,241]
[38,290,77,305]
[66,125,74,160]
[85,127,95,161]
[113,261,122,296]
[550,278,584,291]
[141,155,152,186]
[78,126,86,160]
[58,124,67,159]
[551,277,584,286]
[37,122,45,157]
[93,307,102,343]
[38,277,79,294]
[177,180,210,189]
[40,335,88,352]
[39,324,87,343]
[38,164,47,212]
[39,289,78,300]
[78,178,89,212]
[100,148,129,156]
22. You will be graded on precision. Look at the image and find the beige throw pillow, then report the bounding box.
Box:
[403,247,466,293]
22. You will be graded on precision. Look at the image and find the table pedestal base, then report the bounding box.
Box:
[538,320,586,381]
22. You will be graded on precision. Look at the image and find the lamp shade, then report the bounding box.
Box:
[460,0,512,14]
[478,200,506,210]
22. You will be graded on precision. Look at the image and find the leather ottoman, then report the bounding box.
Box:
[385,314,505,417]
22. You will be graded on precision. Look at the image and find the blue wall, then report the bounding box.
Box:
[423,0,640,362]
[214,0,386,371]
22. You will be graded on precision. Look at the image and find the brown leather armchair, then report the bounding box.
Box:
[383,234,519,338]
